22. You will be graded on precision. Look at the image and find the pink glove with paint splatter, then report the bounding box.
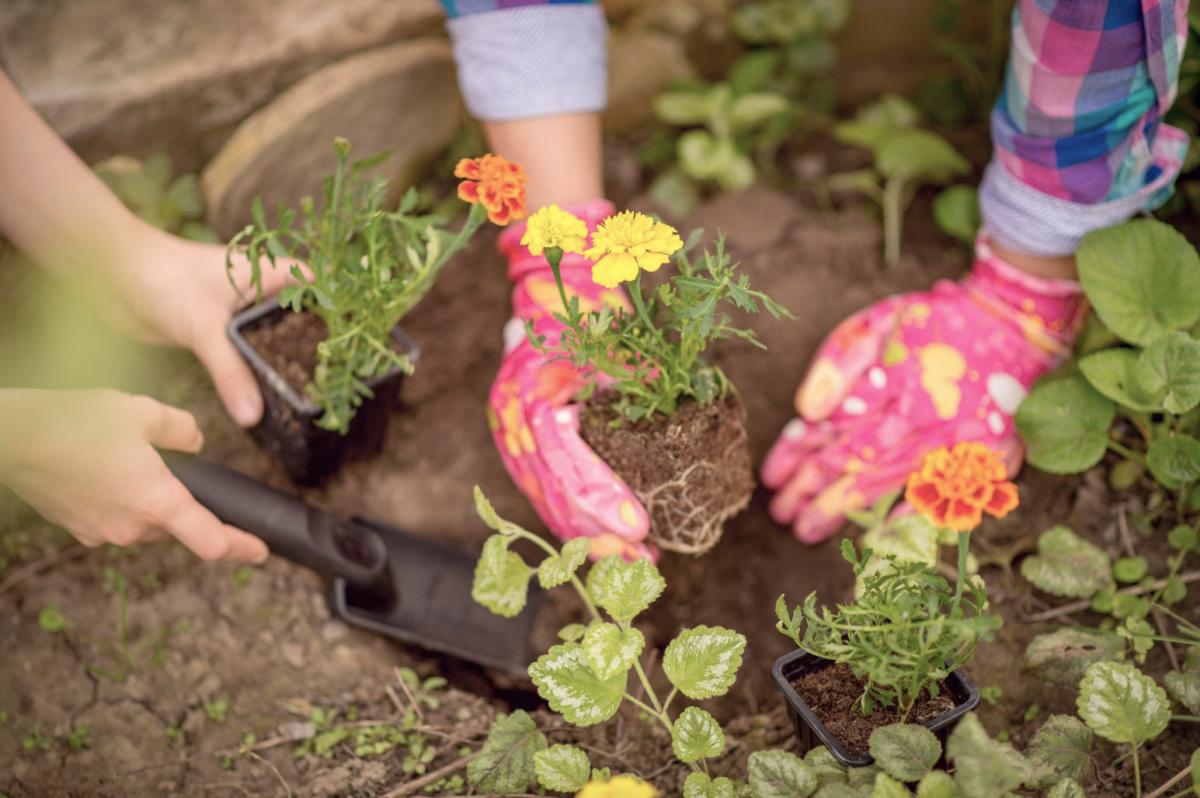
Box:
[488,199,653,559]
[763,236,1086,543]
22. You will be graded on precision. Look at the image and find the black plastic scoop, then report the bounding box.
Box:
[167,456,541,675]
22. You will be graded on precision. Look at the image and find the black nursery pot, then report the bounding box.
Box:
[771,649,980,768]
[228,300,419,486]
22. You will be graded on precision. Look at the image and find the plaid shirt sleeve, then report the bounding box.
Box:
[438,0,607,121]
[982,0,1191,256]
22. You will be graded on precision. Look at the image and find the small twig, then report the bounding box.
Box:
[393,668,423,722]
[381,752,478,798]
[1022,571,1200,623]
[0,545,87,596]
[1144,762,1193,798]
[1118,508,1180,671]
[248,751,293,798]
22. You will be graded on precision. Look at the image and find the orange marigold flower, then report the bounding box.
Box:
[905,442,1019,532]
[455,154,527,226]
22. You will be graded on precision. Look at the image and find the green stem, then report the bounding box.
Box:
[1133,743,1142,798]
[545,248,576,326]
[882,176,905,268]
[1171,715,1200,723]
[509,527,601,620]
[631,659,665,715]
[953,532,971,608]
[629,272,665,350]
[1108,438,1146,464]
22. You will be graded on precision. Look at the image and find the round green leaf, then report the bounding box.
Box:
[528,643,626,727]
[1016,375,1115,474]
[1136,331,1200,413]
[1168,524,1199,551]
[1148,434,1200,485]
[748,749,817,798]
[868,724,940,782]
[1077,661,1170,744]
[1077,219,1200,346]
[1113,556,1149,584]
[663,625,747,700]
[673,707,726,765]
[946,714,1031,798]
[586,555,666,623]
[1019,526,1113,599]
[729,92,790,132]
[654,91,715,127]
[932,185,980,246]
[533,744,591,793]
[580,623,644,681]
[1079,348,1163,411]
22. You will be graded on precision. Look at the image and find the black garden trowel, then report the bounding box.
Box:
[167,456,540,675]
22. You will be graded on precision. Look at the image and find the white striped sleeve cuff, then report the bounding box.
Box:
[445,5,608,122]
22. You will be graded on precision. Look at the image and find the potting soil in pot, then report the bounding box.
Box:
[244,310,327,399]
[579,391,754,555]
[792,662,956,755]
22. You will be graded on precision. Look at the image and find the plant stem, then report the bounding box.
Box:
[1021,570,1200,623]
[882,176,905,267]
[508,527,602,620]
[1144,763,1195,798]
[1107,438,1146,464]
[545,248,575,325]
[953,532,971,608]
[1133,743,1142,798]
[1170,715,1200,722]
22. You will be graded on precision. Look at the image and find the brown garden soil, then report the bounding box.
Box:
[244,310,329,398]
[580,391,753,555]
[3,161,1200,796]
[791,663,955,756]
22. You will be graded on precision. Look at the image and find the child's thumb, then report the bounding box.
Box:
[193,333,263,428]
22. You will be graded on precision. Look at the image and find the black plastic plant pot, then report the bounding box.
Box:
[771,649,980,769]
[228,300,419,486]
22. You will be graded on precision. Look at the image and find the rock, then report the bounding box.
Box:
[321,620,350,643]
[0,0,444,171]
[687,185,800,253]
[604,30,693,135]
[280,641,306,669]
[202,39,462,238]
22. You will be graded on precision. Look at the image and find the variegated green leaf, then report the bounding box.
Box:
[673,707,726,765]
[872,773,911,798]
[1046,779,1085,798]
[586,555,666,622]
[581,623,644,681]
[1023,627,1125,685]
[472,535,533,617]
[467,710,546,794]
[1077,661,1170,745]
[1165,670,1200,714]
[1024,715,1093,789]
[869,724,940,782]
[915,771,956,798]
[663,626,747,699]
[528,643,626,726]
[947,714,1031,798]
[748,749,816,797]
[1019,526,1112,599]
[533,744,591,793]
[538,538,591,588]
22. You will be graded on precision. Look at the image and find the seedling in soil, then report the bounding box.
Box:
[229,139,508,435]
[86,568,184,683]
[203,698,230,724]
[21,727,53,753]
[523,206,790,552]
[827,94,971,266]
[230,566,253,589]
[36,605,67,633]
[65,726,90,752]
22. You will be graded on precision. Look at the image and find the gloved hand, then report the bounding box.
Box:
[763,235,1086,543]
[488,200,653,559]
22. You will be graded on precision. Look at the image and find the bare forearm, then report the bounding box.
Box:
[485,114,604,211]
[0,70,149,278]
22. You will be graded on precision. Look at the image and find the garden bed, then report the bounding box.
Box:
[2,181,1198,797]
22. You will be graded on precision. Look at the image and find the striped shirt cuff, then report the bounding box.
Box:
[445,5,608,121]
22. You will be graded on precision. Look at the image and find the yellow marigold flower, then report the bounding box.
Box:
[521,204,589,256]
[905,442,1019,532]
[576,775,659,798]
[584,211,683,288]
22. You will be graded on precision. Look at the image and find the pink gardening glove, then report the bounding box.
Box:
[488,199,654,560]
[763,235,1087,543]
